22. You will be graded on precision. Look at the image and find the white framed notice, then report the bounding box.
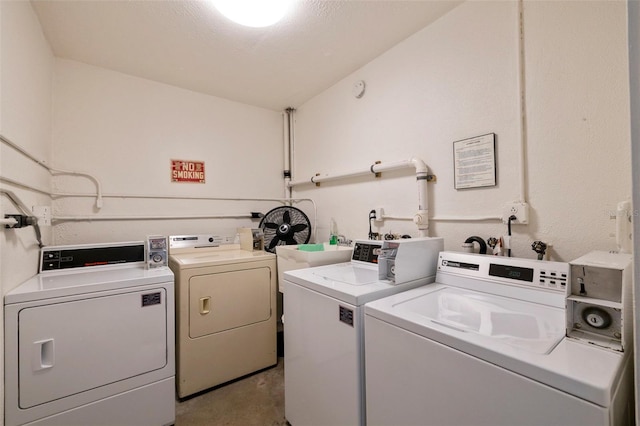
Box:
[453,133,496,190]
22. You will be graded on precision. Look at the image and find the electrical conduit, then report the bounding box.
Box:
[0,134,104,209]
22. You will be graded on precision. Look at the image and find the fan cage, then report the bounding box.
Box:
[259,206,311,253]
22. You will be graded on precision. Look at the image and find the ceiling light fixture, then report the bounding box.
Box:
[211,0,293,28]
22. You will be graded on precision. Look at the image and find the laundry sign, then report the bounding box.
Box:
[171,159,205,183]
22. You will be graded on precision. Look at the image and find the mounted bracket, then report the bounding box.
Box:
[373,161,382,178]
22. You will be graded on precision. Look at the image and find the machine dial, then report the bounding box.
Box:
[582,307,612,329]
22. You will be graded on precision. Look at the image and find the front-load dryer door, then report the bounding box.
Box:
[189,267,272,338]
[18,288,168,408]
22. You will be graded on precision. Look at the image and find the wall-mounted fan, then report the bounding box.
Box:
[260,206,311,253]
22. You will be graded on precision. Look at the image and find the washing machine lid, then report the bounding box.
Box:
[398,286,565,354]
[313,263,380,285]
[283,263,433,306]
[365,284,627,407]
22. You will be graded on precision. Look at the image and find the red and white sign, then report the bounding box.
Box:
[171,159,205,183]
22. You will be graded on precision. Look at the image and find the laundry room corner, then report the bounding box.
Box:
[1,1,56,424]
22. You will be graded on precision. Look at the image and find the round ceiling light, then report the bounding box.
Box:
[211,0,293,28]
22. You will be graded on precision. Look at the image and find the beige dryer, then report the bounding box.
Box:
[169,234,277,398]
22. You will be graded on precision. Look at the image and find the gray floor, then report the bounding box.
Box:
[175,358,286,426]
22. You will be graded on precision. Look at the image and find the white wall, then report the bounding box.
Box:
[0,1,54,422]
[292,0,631,263]
[52,59,285,244]
[628,0,639,421]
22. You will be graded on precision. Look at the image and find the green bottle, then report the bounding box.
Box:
[329,218,338,245]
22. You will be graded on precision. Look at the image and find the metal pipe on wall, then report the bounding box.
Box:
[289,158,424,186]
[288,158,431,236]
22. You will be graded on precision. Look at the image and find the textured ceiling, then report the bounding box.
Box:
[32,0,462,111]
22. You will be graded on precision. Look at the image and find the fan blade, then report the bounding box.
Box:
[283,210,291,224]
[290,223,308,233]
[268,237,281,250]
[285,237,298,245]
[264,222,279,229]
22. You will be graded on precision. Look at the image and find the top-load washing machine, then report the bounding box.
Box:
[283,237,444,426]
[4,241,175,426]
[168,230,277,398]
[364,251,634,426]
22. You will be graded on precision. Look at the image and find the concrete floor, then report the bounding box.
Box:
[175,357,286,426]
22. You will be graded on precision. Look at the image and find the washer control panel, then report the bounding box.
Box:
[40,242,145,272]
[438,251,570,294]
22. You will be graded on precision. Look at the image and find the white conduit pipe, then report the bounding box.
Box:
[516,0,528,203]
[1,174,318,235]
[424,1,528,223]
[49,168,103,209]
[431,215,502,222]
[384,214,502,222]
[0,176,51,196]
[283,111,291,199]
[53,214,254,222]
[0,134,104,208]
[50,193,318,241]
[288,158,424,185]
[1,188,35,216]
[288,158,430,237]
[51,192,315,204]
[283,108,297,201]
[1,178,318,210]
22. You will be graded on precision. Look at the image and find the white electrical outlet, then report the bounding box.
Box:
[502,202,529,224]
[32,205,52,226]
[374,207,384,222]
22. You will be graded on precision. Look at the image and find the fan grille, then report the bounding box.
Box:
[259,206,311,253]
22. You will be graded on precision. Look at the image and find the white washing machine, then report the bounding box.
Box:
[283,237,444,426]
[4,241,175,426]
[168,233,277,398]
[365,251,634,426]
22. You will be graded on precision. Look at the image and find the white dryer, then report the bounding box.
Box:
[4,241,175,426]
[365,251,634,426]
[168,233,277,398]
[283,237,444,426]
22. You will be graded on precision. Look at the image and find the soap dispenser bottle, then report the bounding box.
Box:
[329,218,338,245]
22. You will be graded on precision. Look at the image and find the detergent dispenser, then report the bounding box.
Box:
[378,237,444,284]
[567,250,633,352]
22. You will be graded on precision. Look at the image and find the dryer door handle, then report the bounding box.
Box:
[199,297,211,315]
[33,338,55,371]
